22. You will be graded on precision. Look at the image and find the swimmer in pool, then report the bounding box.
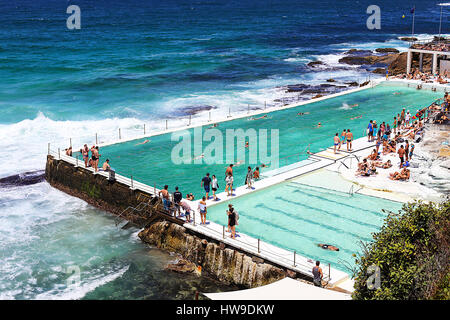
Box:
[245,141,249,148]
[350,104,358,108]
[318,244,339,251]
[350,115,363,120]
[315,122,322,128]
[193,153,205,160]
[249,114,268,121]
[208,123,218,129]
[135,139,150,146]
[234,160,244,166]
[297,112,310,116]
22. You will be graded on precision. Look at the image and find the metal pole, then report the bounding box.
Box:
[154,183,156,196]
[144,124,146,135]
[165,120,168,130]
[439,6,443,43]
[223,225,225,239]
[294,251,296,266]
[96,133,98,145]
[264,100,266,110]
[209,111,211,122]
[131,174,134,189]
[189,115,191,126]
[248,104,250,114]
[58,148,61,160]
[258,239,260,253]
[48,143,50,155]
[119,128,121,140]
[69,138,72,149]
[76,155,78,167]
[328,263,331,282]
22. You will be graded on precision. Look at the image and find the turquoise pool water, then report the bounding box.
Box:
[206,173,403,274]
[88,84,441,198]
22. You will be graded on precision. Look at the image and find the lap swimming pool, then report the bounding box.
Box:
[206,170,403,274]
[81,83,441,198]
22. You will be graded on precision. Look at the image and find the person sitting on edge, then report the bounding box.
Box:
[186,193,195,201]
[102,159,111,171]
[65,147,72,156]
[253,167,260,180]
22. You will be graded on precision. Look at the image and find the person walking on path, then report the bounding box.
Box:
[211,175,219,201]
[198,196,207,225]
[201,173,212,200]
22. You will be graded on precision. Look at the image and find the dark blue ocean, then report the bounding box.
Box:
[0,0,447,299]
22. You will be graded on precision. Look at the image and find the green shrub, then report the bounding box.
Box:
[352,200,449,300]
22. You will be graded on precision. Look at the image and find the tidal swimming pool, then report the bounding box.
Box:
[206,170,403,274]
[82,83,441,198]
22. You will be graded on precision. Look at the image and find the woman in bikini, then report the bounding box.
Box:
[198,197,207,225]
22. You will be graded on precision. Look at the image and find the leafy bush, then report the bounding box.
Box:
[352,200,449,300]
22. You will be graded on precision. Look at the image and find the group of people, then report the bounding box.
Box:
[332,129,354,153]
[351,98,441,181]
[73,144,110,173]
[393,68,450,84]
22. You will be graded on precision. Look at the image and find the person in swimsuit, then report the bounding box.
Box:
[201,173,212,200]
[346,129,353,151]
[375,135,382,153]
[227,206,237,239]
[340,129,346,145]
[225,164,233,179]
[82,144,89,167]
[393,117,397,135]
[318,244,339,251]
[102,159,111,171]
[333,133,340,154]
[198,196,207,225]
[253,167,260,180]
[404,140,410,161]
[135,139,150,146]
[180,200,191,222]
[159,185,170,211]
[245,166,253,189]
[225,172,233,196]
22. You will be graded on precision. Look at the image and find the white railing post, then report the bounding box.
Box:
[165,120,168,130]
[293,251,296,266]
[131,174,134,189]
[58,148,61,160]
[228,107,231,118]
[264,100,266,110]
[96,133,98,145]
[48,143,50,155]
[188,115,191,126]
[144,124,146,135]
[119,128,121,140]
[208,111,211,122]
[258,238,260,253]
[69,138,72,149]
[223,225,225,239]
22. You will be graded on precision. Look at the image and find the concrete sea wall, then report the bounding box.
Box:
[45,155,295,288]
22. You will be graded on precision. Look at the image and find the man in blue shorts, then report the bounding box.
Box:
[201,173,212,200]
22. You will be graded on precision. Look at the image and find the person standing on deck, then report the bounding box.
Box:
[405,110,411,126]
[346,129,353,151]
[173,186,182,217]
[82,144,89,167]
[227,206,237,239]
[312,261,323,287]
[405,140,410,162]
[211,175,219,201]
[333,133,340,154]
[398,145,406,169]
[159,185,170,212]
[198,196,207,225]
[245,166,253,189]
[367,120,373,142]
[400,108,406,129]
[225,172,233,196]
[340,129,346,146]
[201,173,212,200]
[225,164,233,179]
[393,116,397,135]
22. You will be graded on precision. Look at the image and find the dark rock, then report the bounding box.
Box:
[312,94,324,99]
[0,170,45,187]
[286,269,297,278]
[338,56,370,65]
[252,256,264,264]
[166,259,196,273]
[320,83,336,88]
[307,60,324,68]
[326,78,336,82]
[345,81,359,87]
[399,37,418,42]
[375,48,399,53]
[372,67,387,74]
[359,81,370,87]
[174,105,217,116]
[345,49,373,56]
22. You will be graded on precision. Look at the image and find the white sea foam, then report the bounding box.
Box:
[34,265,129,300]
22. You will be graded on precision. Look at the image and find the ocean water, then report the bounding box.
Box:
[0,0,447,299]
